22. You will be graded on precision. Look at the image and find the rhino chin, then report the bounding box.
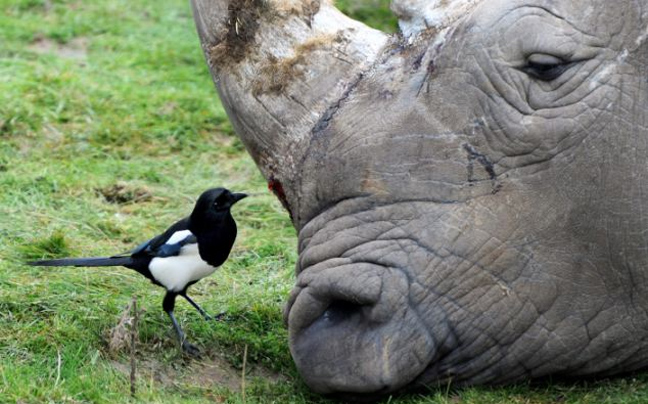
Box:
[285,263,436,395]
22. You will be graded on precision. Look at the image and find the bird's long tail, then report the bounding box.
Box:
[28,256,133,267]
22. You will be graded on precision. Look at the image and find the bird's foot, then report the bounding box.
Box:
[202,311,226,322]
[212,311,227,321]
[181,340,201,357]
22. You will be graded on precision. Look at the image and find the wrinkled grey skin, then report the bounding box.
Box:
[191,0,648,398]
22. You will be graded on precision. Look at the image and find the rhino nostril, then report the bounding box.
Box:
[322,300,365,324]
[288,265,436,395]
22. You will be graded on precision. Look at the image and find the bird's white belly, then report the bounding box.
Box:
[149,244,216,292]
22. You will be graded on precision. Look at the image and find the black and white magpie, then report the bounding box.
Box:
[29,187,247,355]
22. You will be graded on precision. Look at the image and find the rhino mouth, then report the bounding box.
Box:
[284,258,438,396]
[283,197,504,396]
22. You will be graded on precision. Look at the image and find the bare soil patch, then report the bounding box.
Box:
[28,36,89,60]
[111,353,286,393]
[97,182,153,204]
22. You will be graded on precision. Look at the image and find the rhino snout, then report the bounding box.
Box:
[285,263,436,396]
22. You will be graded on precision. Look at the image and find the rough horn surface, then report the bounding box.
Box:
[191,0,387,223]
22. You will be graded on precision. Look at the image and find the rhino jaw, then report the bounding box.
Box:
[286,261,436,395]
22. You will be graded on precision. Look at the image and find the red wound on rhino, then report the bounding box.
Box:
[268,176,292,219]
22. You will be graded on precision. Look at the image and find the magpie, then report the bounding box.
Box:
[29,187,247,355]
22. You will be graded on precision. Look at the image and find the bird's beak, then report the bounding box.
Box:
[232,193,248,203]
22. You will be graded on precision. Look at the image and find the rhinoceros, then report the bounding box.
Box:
[190,0,648,397]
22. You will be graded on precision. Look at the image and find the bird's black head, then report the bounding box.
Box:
[189,188,247,235]
[190,187,247,225]
[189,188,247,265]
[192,188,248,215]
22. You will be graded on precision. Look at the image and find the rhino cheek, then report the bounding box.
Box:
[286,263,436,395]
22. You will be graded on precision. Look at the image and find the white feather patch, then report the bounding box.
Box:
[166,229,193,245]
[149,240,217,292]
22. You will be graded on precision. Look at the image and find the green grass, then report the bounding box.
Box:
[2,0,648,403]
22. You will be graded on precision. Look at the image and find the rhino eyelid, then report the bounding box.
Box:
[519,53,575,82]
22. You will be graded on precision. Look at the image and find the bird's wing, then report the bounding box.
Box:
[112,217,195,258]
[152,231,197,257]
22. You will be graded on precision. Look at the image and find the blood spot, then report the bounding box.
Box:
[268,176,293,219]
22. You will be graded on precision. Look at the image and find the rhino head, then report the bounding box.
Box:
[191,0,648,397]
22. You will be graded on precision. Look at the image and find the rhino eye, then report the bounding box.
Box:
[521,53,573,81]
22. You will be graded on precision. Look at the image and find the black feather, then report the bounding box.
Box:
[115,217,191,257]
[28,256,133,267]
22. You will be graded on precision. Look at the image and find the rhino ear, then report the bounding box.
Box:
[390,0,482,38]
[191,0,388,223]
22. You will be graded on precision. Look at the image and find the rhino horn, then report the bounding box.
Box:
[191,0,389,222]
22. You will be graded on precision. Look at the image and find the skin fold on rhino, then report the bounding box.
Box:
[190,0,648,398]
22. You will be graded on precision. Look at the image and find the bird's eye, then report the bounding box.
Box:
[213,196,227,208]
[521,54,573,81]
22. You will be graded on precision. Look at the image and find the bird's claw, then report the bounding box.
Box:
[209,311,227,321]
[182,340,201,357]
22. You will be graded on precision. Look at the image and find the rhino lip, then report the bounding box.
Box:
[284,262,384,333]
[285,262,437,395]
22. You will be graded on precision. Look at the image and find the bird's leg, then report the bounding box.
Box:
[162,291,200,356]
[180,292,225,321]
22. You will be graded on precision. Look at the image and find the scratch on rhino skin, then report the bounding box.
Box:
[311,72,365,136]
[463,143,502,194]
